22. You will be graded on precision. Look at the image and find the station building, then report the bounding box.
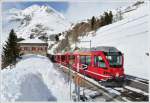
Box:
[18,39,48,56]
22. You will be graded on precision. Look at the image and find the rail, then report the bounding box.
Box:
[56,64,126,101]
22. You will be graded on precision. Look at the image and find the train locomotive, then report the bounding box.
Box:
[53,46,125,87]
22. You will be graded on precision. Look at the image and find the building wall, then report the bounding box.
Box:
[19,44,48,56]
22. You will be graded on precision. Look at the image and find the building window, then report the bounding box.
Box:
[24,47,28,51]
[40,47,43,51]
[45,47,47,51]
[37,47,43,51]
[20,47,24,51]
[32,47,36,51]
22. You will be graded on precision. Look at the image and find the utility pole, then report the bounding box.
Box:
[74,40,92,101]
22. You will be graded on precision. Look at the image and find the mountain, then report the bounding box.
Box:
[7,5,71,39]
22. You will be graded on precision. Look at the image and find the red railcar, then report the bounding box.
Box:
[54,53,61,63]
[55,46,125,86]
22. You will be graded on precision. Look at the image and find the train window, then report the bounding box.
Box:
[69,55,75,65]
[57,55,59,59]
[80,56,86,64]
[69,55,75,60]
[94,56,106,68]
[61,55,66,62]
[106,55,122,67]
[80,56,91,66]
[85,56,91,66]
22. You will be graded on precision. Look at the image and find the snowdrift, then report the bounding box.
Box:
[1,54,71,101]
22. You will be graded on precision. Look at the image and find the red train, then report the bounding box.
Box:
[53,46,125,87]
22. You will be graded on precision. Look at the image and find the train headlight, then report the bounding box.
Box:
[116,73,119,77]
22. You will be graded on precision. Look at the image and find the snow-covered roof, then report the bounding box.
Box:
[18,39,47,44]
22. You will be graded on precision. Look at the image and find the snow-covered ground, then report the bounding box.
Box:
[1,54,72,101]
[78,2,149,79]
[1,1,149,102]
[1,54,105,102]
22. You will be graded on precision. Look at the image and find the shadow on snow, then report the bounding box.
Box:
[16,73,57,101]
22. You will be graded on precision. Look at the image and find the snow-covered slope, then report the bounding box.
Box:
[7,5,71,39]
[1,54,71,101]
[78,2,149,79]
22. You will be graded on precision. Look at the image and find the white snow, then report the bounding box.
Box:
[1,54,71,101]
[78,2,149,79]
[4,4,71,39]
[59,34,65,41]
[106,88,121,95]
[1,54,105,102]
[48,42,60,54]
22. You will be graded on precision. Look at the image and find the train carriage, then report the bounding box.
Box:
[54,46,125,87]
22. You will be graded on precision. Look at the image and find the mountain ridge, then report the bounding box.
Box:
[7,4,71,39]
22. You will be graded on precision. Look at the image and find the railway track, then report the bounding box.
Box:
[125,75,149,93]
[54,63,149,102]
[54,64,124,102]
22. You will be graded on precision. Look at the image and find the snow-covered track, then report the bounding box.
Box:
[54,64,126,101]
[53,63,149,102]
[125,75,149,93]
[121,87,149,101]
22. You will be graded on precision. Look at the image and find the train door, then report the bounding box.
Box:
[79,55,91,75]
[61,55,66,65]
[66,53,70,66]
[69,54,76,70]
[93,54,109,80]
[58,55,61,63]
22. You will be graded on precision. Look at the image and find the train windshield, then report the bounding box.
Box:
[94,56,106,68]
[105,52,122,68]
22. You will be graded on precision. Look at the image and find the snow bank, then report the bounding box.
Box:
[78,3,149,79]
[1,54,71,101]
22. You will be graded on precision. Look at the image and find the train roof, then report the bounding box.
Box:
[55,46,121,55]
[94,46,120,52]
[78,46,120,52]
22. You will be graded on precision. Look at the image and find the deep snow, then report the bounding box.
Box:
[1,54,71,101]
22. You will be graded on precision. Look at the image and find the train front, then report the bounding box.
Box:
[99,46,125,87]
